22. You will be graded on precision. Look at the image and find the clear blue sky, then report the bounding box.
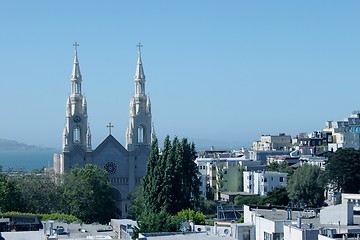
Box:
[0,1,359,149]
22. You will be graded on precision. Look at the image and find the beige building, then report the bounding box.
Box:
[323,111,360,151]
[252,133,292,151]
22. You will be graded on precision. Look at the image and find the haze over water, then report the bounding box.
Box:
[0,151,54,172]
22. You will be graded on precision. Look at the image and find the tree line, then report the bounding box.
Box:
[0,164,119,223]
[2,139,358,233]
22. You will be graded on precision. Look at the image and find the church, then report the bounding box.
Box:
[53,43,155,217]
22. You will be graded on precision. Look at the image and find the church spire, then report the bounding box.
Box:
[62,42,91,152]
[126,43,153,151]
[71,42,82,95]
[134,42,145,96]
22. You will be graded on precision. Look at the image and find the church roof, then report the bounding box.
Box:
[93,134,128,156]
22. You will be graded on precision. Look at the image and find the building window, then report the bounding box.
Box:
[73,126,81,143]
[243,230,250,240]
[273,233,283,240]
[137,126,145,143]
[264,177,267,182]
[280,177,284,182]
[264,232,272,240]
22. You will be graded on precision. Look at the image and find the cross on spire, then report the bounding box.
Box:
[73,41,79,52]
[137,42,143,53]
[107,122,114,135]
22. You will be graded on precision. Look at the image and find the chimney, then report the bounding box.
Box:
[297,217,302,229]
[286,209,292,220]
[49,220,54,236]
[42,221,46,235]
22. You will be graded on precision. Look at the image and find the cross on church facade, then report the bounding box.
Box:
[107,122,114,135]
[73,41,79,51]
[137,42,143,52]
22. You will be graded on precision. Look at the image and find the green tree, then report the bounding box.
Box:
[159,136,175,213]
[176,209,205,225]
[134,210,178,236]
[267,162,294,178]
[13,174,63,214]
[63,164,119,223]
[142,137,162,213]
[326,148,360,193]
[168,138,201,214]
[141,136,200,215]
[135,136,202,233]
[199,200,217,215]
[0,175,21,213]
[234,195,265,206]
[287,164,326,207]
[265,187,289,206]
[128,187,145,220]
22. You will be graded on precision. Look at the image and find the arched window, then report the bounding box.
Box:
[137,126,144,143]
[73,126,81,143]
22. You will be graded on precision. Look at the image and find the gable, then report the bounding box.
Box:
[92,135,130,176]
[93,135,128,156]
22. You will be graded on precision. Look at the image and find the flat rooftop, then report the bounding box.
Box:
[53,221,115,239]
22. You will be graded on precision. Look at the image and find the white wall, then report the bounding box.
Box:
[320,202,353,226]
[243,171,287,196]
[283,225,304,240]
[1,231,43,240]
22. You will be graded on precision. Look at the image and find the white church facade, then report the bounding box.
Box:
[53,43,154,217]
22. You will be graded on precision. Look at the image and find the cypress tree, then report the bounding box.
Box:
[142,137,160,213]
[158,136,173,212]
[171,137,183,214]
[140,136,201,216]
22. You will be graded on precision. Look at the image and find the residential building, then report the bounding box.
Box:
[195,150,264,200]
[342,193,360,211]
[243,171,287,196]
[299,155,328,170]
[252,133,292,151]
[266,155,299,166]
[248,150,291,165]
[293,131,330,155]
[323,111,360,151]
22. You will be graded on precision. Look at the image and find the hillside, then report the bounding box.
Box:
[0,139,53,151]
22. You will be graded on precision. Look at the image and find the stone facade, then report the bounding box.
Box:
[53,43,154,217]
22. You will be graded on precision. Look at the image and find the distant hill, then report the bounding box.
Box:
[0,139,53,151]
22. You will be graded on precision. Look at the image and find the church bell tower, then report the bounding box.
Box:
[62,42,92,152]
[126,43,154,151]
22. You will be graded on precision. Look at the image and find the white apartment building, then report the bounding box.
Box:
[243,171,287,196]
[299,155,328,171]
[243,202,360,240]
[195,150,264,200]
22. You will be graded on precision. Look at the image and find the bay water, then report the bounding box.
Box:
[0,150,55,172]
